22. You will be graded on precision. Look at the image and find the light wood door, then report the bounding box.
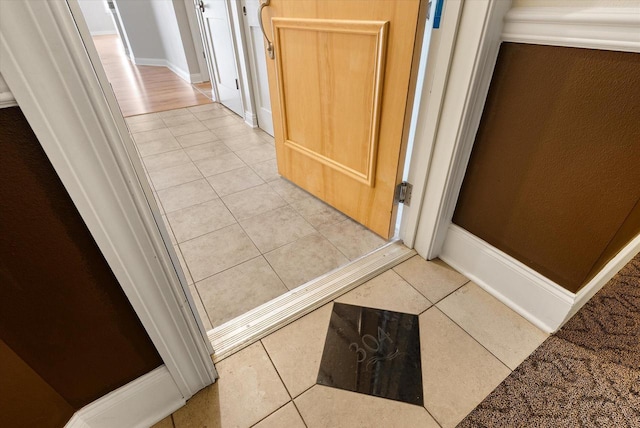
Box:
[262,0,425,238]
[242,0,274,135]
[201,0,243,116]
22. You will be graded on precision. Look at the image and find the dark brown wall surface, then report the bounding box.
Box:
[453,43,640,293]
[0,339,74,428]
[0,107,162,423]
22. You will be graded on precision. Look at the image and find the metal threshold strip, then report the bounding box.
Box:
[208,240,415,362]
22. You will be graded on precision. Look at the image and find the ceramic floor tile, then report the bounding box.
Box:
[295,386,439,428]
[184,142,231,162]
[336,270,432,314]
[206,166,265,197]
[235,144,276,165]
[290,197,347,228]
[253,403,305,428]
[201,115,243,130]
[143,149,191,172]
[172,342,290,428]
[194,152,246,177]
[128,118,166,133]
[249,158,280,182]
[420,308,511,428]
[196,256,288,327]
[189,285,212,331]
[176,130,220,148]
[222,133,268,152]
[169,121,208,137]
[173,245,193,285]
[133,128,174,143]
[187,103,220,113]
[261,304,333,398]
[136,137,181,157]
[157,179,218,213]
[158,108,194,118]
[149,163,203,190]
[214,124,254,139]
[318,219,387,260]
[393,256,469,303]
[437,282,548,370]
[126,113,159,125]
[162,113,199,128]
[162,215,175,244]
[268,177,313,203]
[192,108,230,121]
[167,199,236,243]
[180,224,260,281]
[150,415,173,428]
[264,233,348,290]
[221,184,287,221]
[240,206,316,253]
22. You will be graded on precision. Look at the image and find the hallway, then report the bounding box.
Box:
[93,34,212,117]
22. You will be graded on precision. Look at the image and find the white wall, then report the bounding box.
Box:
[77,0,116,35]
[113,0,165,61]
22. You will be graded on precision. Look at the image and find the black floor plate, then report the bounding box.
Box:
[316,302,423,406]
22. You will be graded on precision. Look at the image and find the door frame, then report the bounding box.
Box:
[0,1,216,426]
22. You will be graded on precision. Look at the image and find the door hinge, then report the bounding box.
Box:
[243,6,247,16]
[235,78,239,90]
[394,181,413,206]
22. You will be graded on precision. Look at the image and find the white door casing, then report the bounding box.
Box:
[1,1,217,425]
[240,0,273,135]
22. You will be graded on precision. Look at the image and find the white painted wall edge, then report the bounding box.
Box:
[503,6,640,52]
[65,366,185,428]
[0,73,17,108]
[440,224,640,333]
[440,224,573,333]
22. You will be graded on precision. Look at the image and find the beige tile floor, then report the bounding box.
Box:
[126,105,388,329]
[151,256,548,428]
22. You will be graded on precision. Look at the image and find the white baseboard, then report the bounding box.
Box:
[90,30,117,36]
[566,232,640,323]
[440,224,574,333]
[244,111,258,128]
[440,224,640,333]
[65,366,185,428]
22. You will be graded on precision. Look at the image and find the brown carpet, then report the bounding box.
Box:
[458,253,640,428]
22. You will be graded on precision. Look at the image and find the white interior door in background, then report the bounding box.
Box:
[200,0,243,116]
[241,0,273,135]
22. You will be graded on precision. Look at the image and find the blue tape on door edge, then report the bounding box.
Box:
[433,0,444,29]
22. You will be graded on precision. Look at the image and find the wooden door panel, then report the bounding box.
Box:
[273,18,388,186]
[264,1,423,238]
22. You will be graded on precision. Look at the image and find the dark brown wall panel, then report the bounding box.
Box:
[0,339,74,428]
[453,43,640,293]
[0,107,162,412]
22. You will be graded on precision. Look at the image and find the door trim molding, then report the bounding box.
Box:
[209,241,415,362]
[503,6,640,53]
[65,366,184,428]
[1,1,216,422]
[412,0,511,259]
